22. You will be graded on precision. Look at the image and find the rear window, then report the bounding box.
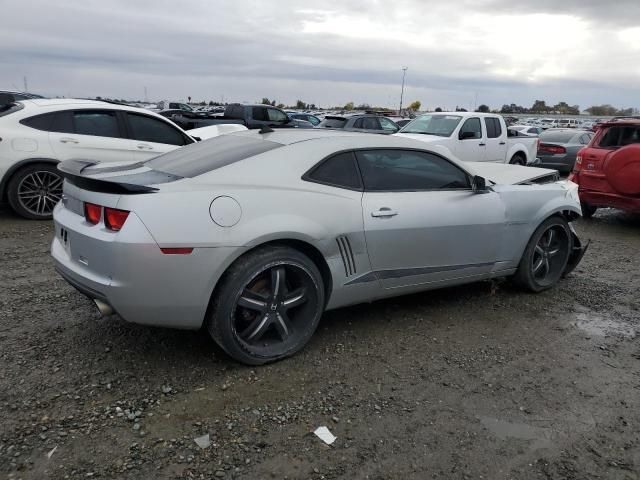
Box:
[539,131,576,143]
[146,134,282,177]
[598,126,640,148]
[319,117,347,129]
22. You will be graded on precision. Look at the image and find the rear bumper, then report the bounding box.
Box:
[51,202,241,330]
[577,190,640,212]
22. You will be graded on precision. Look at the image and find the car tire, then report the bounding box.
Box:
[509,154,526,166]
[207,246,325,365]
[581,202,597,219]
[513,216,573,293]
[7,163,63,220]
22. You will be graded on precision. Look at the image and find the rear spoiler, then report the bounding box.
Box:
[57,159,158,194]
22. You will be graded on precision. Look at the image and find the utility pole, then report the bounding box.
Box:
[399,67,408,115]
[144,86,148,103]
[23,76,28,93]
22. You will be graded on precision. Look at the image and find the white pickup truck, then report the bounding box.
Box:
[396,112,539,165]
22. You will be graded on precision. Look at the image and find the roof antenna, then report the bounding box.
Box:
[259,125,274,134]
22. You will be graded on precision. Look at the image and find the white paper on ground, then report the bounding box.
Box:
[194,434,211,449]
[47,446,57,459]
[314,426,337,445]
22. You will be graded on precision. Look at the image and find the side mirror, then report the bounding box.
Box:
[472,175,489,193]
[460,131,476,140]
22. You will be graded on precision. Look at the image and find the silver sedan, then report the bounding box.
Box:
[52,130,587,364]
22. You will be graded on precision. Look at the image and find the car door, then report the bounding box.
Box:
[48,109,136,163]
[124,112,192,160]
[378,117,400,134]
[483,117,508,162]
[357,149,505,289]
[456,117,486,162]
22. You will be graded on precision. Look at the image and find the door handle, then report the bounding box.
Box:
[59,137,79,144]
[499,141,506,145]
[479,143,486,147]
[136,144,153,150]
[371,208,398,218]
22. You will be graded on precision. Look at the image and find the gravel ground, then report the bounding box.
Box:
[1,206,639,480]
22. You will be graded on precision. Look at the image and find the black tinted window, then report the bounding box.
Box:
[127,113,188,146]
[252,107,268,121]
[599,126,640,148]
[73,111,120,138]
[484,118,502,138]
[146,135,282,177]
[21,113,55,131]
[361,117,380,130]
[459,118,482,139]
[356,149,470,191]
[319,117,347,128]
[306,152,362,190]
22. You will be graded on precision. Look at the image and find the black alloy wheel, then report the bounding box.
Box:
[208,246,324,365]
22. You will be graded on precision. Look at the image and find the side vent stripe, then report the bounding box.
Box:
[336,238,350,276]
[336,236,357,277]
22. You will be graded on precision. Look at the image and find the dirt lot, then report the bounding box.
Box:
[1,206,639,480]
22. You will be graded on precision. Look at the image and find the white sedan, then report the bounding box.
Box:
[0,94,245,219]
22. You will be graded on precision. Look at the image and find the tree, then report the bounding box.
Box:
[344,102,354,111]
[271,100,276,106]
[586,104,617,116]
[295,99,306,109]
[435,107,443,112]
[408,100,421,111]
[531,100,548,113]
[277,103,285,109]
[261,97,271,105]
[188,96,192,103]
[455,106,467,112]
[476,104,490,113]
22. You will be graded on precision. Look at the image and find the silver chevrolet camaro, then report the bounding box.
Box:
[52,129,587,365]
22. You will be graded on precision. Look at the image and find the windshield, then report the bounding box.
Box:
[399,115,462,137]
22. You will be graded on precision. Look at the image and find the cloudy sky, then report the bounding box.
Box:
[2,0,638,110]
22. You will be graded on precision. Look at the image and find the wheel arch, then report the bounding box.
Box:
[202,236,334,329]
[508,147,528,164]
[0,157,60,202]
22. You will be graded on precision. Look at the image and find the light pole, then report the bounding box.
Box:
[399,66,408,115]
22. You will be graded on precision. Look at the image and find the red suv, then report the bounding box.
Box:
[569,117,640,217]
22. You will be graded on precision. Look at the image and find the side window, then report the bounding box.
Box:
[252,107,268,121]
[355,149,470,191]
[267,108,287,122]
[21,112,73,133]
[379,117,399,132]
[484,118,502,138]
[305,151,362,190]
[362,117,381,130]
[73,110,121,138]
[307,115,321,126]
[459,118,482,140]
[353,118,364,128]
[126,113,188,146]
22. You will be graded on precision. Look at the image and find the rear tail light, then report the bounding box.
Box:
[84,203,130,231]
[84,202,102,225]
[104,207,130,231]
[574,155,583,172]
[538,144,566,154]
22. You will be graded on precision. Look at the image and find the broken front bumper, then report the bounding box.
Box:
[563,223,589,278]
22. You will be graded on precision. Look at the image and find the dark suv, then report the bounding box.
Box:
[318,114,400,134]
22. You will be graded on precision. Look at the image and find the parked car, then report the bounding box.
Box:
[52,129,586,365]
[395,119,413,128]
[397,112,539,165]
[0,90,45,101]
[288,113,321,126]
[569,117,640,217]
[160,103,313,130]
[559,119,582,129]
[317,114,400,134]
[537,129,594,173]
[0,94,233,219]
[510,125,543,136]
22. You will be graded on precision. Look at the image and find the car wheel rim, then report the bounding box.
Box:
[231,262,320,357]
[17,171,63,217]
[531,225,570,285]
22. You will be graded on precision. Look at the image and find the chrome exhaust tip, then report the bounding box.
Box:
[93,299,114,317]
